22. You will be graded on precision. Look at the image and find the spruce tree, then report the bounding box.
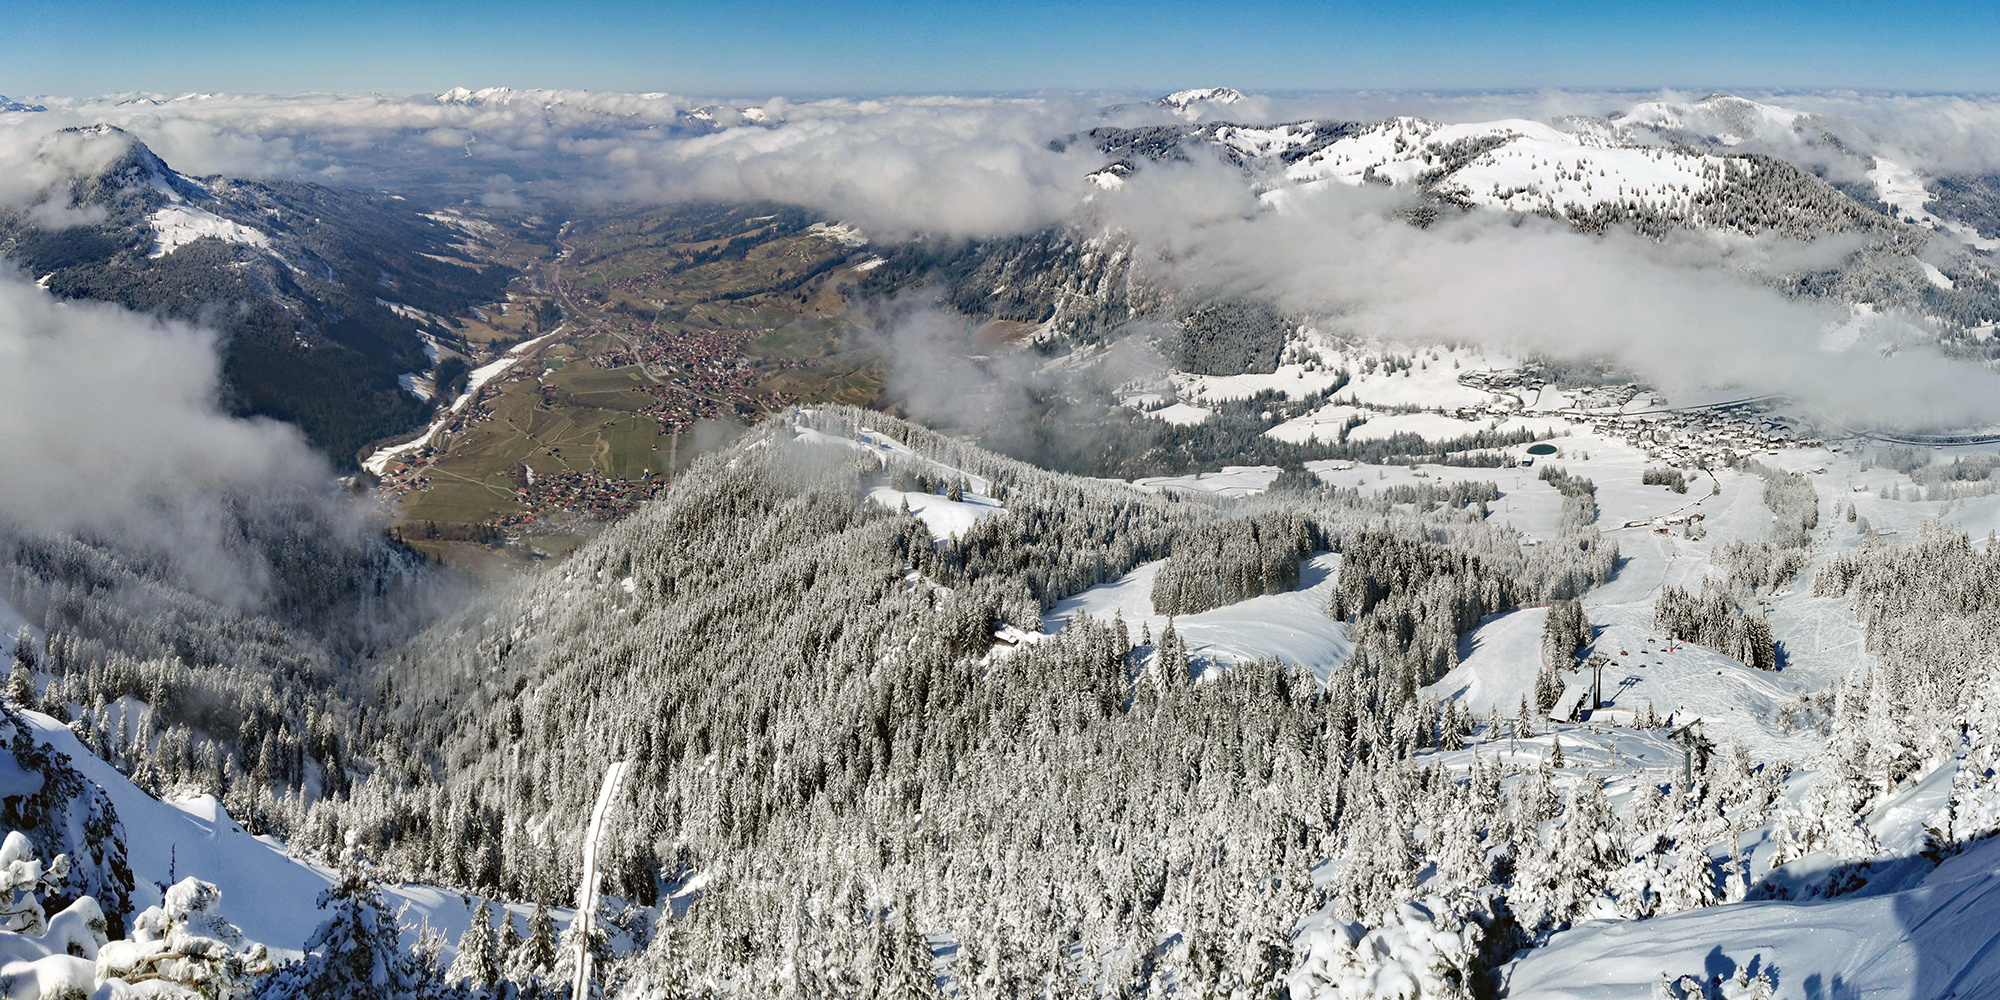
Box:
[449,897,501,992]
[252,848,441,1000]
[521,899,559,979]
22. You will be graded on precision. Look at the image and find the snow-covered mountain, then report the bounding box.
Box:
[1610,93,1832,149]
[0,126,514,463]
[1159,86,1246,120]
[1039,98,2000,351]
[0,95,46,113]
[1094,109,1890,241]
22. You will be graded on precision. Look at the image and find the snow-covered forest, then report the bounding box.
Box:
[10,388,2000,998]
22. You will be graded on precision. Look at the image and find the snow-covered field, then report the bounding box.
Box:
[1043,553,1352,681]
[1267,403,1370,444]
[868,487,1004,541]
[147,205,270,258]
[1131,465,1282,497]
[1344,412,1485,443]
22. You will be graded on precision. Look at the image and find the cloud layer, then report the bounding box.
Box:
[0,272,349,608]
[4,85,1999,435]
[1095,161,2000,429]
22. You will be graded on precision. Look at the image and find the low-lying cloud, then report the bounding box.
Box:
[0,271,353,609]
[0,90,1110,237]
[4,85,1999,435]
[1097,161,2000,429]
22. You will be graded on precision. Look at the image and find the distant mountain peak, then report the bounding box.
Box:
[1160,87,1245,111]
[0,94,46,113]
[435,86,516,106]
[1615,93,1810,147]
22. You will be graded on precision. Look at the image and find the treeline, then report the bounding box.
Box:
[1330,533,1516,698]
[1750,461,1819,549]
[1711,461,1820,595]
[1653,581,1777,671]
[1373,480,1500,512]
[1151,513,1320,615]
[1519,467,1617,601]
[1537,465,1598,523]
[1643,467,1688,493]
[1541,599,1591,668]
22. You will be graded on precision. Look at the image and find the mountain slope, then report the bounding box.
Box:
[0,126,517,465]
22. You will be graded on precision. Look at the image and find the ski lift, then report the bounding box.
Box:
[1667,718,1712,787]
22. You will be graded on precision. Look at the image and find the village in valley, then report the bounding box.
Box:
[365,203,890,561]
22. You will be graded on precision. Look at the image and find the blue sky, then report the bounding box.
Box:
[5,0,1996,97]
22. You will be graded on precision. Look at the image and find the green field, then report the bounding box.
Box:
[392,201,897,533]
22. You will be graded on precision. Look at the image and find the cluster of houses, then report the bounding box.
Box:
[589,326,811,431]
[1455,367,1818,467]
[1582,409,1818,467]
[500,467,665,533]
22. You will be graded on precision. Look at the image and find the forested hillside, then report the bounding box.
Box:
[0,128,516,462]
[204,404,1639,997]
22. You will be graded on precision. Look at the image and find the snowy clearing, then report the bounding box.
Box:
[1043,553,1352,681]
[868,487,1004,541]
[147,205,269,258]
[1131,465,1282,497]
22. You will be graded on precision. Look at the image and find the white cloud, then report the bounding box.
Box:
[1097,162,2000,429]
[0,272,346,608]
[3,86,1998,433]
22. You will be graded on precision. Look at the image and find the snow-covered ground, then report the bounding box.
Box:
[1379,428,2000,995]
[1145,401,1213,426]
[867,487,1004,541]
[1344,412,1486,443]
[12,710,543,964]
[1505,831,2000,998]
[147,205,270,258]
[1267,403,1370,444]
[1329,353,1505,412]
[1131,465,1282,498]
[1043,553,1351,682]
